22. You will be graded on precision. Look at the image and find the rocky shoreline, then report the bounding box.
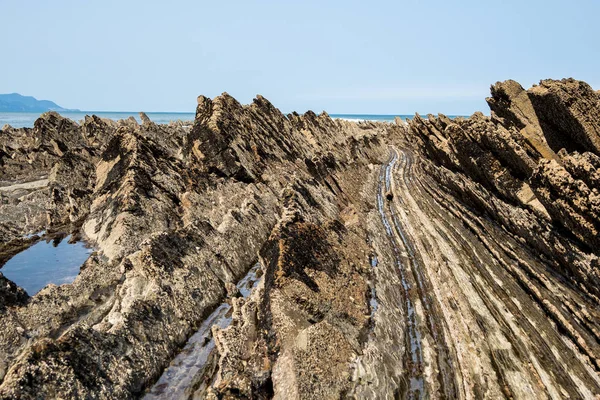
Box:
[0,79,599,399]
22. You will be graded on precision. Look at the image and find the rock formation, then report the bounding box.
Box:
[0,78,599,399]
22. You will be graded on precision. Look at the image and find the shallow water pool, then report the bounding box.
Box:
[1,235,93,295]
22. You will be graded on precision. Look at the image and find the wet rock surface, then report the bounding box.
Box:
[0,78,599,399]
[0,272,28,310]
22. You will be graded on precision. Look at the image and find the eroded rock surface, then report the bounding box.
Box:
[0,102,392,398]
[1,79,599,399]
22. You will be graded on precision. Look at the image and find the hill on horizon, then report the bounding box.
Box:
[0,93,79,112]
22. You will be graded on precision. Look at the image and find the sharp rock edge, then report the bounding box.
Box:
[0,80,598,399]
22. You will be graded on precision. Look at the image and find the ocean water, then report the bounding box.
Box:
[332,114,412,123]
[0,111,196,129]
[1,235,93,295]
[0,111,461,129]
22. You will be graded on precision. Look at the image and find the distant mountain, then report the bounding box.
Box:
[0,93,79,112]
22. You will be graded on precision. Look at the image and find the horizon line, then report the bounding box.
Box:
[9,110,474,117]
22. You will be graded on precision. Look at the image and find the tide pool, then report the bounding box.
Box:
[1,235,93,295]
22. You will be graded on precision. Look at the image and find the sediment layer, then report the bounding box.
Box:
[0,78,598,399]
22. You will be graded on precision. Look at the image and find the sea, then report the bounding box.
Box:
[0,111,461,129]
[0,111,197,129]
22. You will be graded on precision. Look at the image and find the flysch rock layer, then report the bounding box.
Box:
[0,78,599,399]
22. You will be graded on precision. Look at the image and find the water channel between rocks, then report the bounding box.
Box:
[144,262,263,400]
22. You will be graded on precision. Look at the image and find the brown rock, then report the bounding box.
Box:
[0,272,28,309]
[528,78,600,155]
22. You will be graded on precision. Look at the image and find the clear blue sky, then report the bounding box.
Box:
[1,0,598,115]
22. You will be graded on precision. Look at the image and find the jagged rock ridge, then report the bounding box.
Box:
[0,79,599,399]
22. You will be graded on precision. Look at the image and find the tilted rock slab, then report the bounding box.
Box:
[0,79,599,399]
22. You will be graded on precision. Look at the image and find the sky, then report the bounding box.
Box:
[1,0,599,115]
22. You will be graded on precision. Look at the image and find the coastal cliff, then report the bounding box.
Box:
[0,79,599,399]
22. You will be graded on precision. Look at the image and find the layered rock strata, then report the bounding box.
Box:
[0,78,599,399]
[0,101,393,398]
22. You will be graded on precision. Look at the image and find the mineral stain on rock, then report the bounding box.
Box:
[0,78,600,399]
